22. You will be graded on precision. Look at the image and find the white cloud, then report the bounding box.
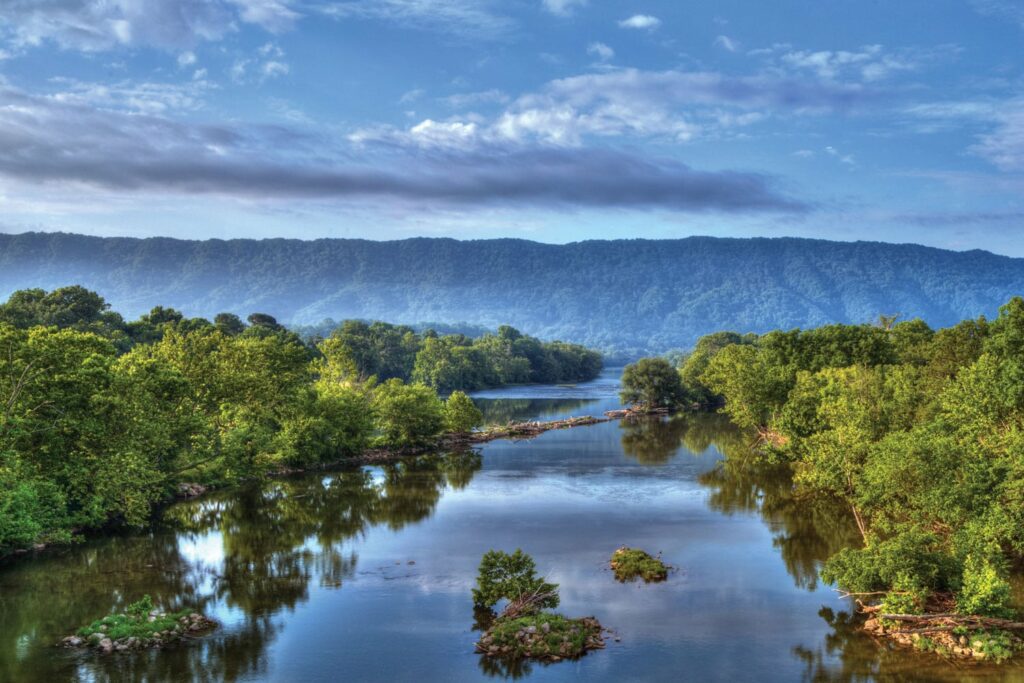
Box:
[777,44,919,82]
[0,0,299,52]
[317,0,514,38]
[543,0,587,16]
[587,41,614,61]
[441,89,509,108]
[618,15,661,30]
[971,99,1024,171]
[261,60,289,79]
[824,145,855,165]
[792,149,814,158]
[399,88,425,104]
[177,51,197,68]
[714,35,738,52]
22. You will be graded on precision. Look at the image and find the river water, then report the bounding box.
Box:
[1,369,1022,682]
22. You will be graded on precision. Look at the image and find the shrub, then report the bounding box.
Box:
[958,555,1015,619]
[443,391,483,434]
[473,549,559,615]
[609,547,668,583]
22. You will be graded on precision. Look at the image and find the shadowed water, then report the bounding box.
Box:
[1,370,1022,682]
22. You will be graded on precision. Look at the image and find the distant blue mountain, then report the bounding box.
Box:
[1,232,1021,354]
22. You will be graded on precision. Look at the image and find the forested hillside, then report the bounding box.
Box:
[2,232,1024,353]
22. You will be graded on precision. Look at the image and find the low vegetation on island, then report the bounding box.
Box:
[622,298,1024,661]
[62,595,215,654]
[609,547,669,583]
[0,286,599,556]
[473,550,605,662]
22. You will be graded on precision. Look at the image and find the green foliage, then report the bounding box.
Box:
[957,555,1015,619]
[319,320,601,393]
[609,547,668,583]
[481,613,601,660]
[969,630,1019,663]
[0,286,592,554]
[74,596,201,644]
[820,532,957,596]
[472,549,560,613]
[619,357,686,409]
[371,379,444,448]
[442,391,483,433]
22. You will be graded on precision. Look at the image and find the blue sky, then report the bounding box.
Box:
[0,1,1023,254]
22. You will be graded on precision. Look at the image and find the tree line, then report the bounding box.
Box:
[620,298,1024,619]
[0,286,599,555]
[300,320,602,393]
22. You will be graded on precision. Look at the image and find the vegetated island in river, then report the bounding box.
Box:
[618,298,1024,664]
[472,550,607,664]
[62,596,216,654]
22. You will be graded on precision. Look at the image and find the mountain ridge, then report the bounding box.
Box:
[2,231,1022,353]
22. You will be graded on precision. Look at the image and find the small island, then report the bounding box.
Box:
[473,550,606,662]
[62,596,216,654]
[610,547,669,583]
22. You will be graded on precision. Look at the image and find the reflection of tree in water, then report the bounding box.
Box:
[0,451,481,683]
[619,416,691,464]
[475,398,601,425]
[699,456,860,591]
[618,412,860,591]
[792,606,970,683]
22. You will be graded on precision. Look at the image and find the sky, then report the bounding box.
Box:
[0,1,1023,254]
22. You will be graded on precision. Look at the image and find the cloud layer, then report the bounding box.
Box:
[0,85,803,212]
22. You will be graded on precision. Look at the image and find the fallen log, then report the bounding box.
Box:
[880,614,1024,630]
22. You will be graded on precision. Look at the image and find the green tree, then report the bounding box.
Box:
[472,549,559,614]
[442,391,483,433]
[371,379,444,447]
[619,357,686,409]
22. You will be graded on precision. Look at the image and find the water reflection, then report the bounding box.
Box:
[0,451,480,682]
[475,397,604,425]
[3,402,1021,682]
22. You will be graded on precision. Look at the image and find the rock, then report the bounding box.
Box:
[959,636,969,646]
[863,618,879,632]
[525,625,537,634]
[62,636,83,647]
[98,638,113,654]
[148,616,156,622]
[541,622,550,634]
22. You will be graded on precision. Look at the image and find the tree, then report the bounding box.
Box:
[619,357,686,410]
[371,379,444,447]
[472,549,559,615]
[214,313,246,336]
[442,391,483,433]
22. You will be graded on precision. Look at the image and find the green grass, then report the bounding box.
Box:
[971,629,1020,663]
[610,547,668,583]
[70,595,213,649]
[477,613,603,660]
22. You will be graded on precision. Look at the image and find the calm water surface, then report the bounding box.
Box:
[2,369,1022,682]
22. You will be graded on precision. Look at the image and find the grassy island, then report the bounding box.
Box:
[62,596,215,653]
[609,547,669,583]
[472,550,606,663]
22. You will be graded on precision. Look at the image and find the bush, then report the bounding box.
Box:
[371,379,444,447]
[958,555,1015,619]
[443,391,483,434]
[473,549,559,614]
[820,531,956,594]
[609,547,668,583]
[619,358,686,410]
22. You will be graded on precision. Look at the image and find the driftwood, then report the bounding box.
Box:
[449,415,612,445]
[879,613,1024,631]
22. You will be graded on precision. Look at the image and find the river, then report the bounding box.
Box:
[1,369,1021,681]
